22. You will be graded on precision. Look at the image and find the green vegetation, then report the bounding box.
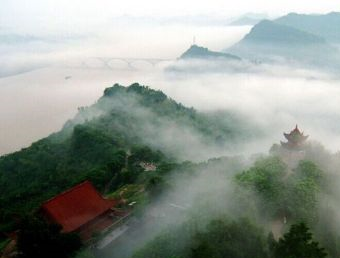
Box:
[0,83,246,233]
[131,154,334,258]
[190,219,269,258]
[133,218,269,258]
[1,83,339,258]
[0,238,10,253]
[16,216,82,258]
[74,249,96,258]
[133,218,327,258]
[236,157,324,223]
[274,223,327,258]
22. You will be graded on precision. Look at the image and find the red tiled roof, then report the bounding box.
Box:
[41,181,116,232]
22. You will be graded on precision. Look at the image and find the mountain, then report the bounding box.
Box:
[227,20,337,67]
[275,12,340,43]
[0,83,251,232]
[239,20,326,45]
[180,44,241,61]
[229,13,269,26]
[229,16,262,26]
[166,45,242,74]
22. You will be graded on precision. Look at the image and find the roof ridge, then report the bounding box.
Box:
[42,180,95,206]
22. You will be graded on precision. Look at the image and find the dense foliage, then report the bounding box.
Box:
[0,83,246,233]
[128,151,340,258]
[236,157,324,223]
[16,216,82,258]
[274,223,327,258]
[133,218,269,258]
[1,83,339,258]
[132,218,327,258]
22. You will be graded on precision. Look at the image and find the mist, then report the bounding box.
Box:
[96,156,255,258]
[2,48,340,157]
[0,23,251,155]
[2,3,340,258]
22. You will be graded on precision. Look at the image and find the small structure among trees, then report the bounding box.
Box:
[139,162,157,172]
[271,125,309,168]
[280,125,309,150]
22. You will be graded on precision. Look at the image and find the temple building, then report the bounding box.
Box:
[280,125,308,150]
[40,181,126,240]
[274,125,309,168]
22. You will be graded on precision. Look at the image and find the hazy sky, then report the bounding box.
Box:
[0,0,338,33]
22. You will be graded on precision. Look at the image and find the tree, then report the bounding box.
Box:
[17,216,82,258]
[190,219,269,258]
[287,161,324,223]
[235,156,287,217]
[274,223,327,258]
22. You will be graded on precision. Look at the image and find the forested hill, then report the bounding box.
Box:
[0,83,250,233]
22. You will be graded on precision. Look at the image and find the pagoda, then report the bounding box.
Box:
[280,125,308,150]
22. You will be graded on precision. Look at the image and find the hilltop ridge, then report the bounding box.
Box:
[275,12,340,42]
[227,19,337,68]
[0,83,250,233]
[180,44,241,61]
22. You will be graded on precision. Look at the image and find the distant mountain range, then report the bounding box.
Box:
[180,44,241,61]
[240,20,326,45]
[229,13,269,26]
[173,12,340,72]
[227,17,339,69]
[229,17,262,26]
[275,12,340,43]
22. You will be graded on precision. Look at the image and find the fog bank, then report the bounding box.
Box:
[1,22,340,157]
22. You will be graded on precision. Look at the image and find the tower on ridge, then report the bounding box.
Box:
[280,125,308,150]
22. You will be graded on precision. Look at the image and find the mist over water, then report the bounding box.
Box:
[0,24,251,155]
[1,20,340,158]
[2,5,340,258]
[1,61,340,156]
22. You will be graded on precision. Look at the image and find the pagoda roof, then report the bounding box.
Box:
[283,125,308,143]
[41,181,117,233]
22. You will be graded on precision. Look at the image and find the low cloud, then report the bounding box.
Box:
[1,22,340,158]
